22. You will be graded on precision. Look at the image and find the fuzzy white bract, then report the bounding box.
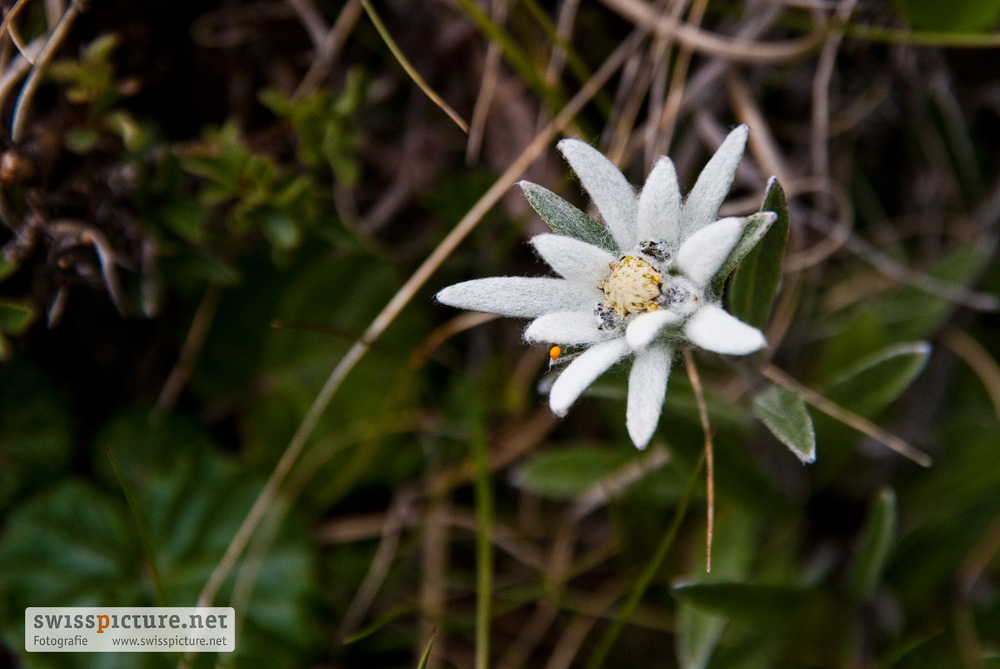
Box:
[437,125,775,449]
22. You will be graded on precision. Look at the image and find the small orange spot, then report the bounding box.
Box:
[549,346,561,361]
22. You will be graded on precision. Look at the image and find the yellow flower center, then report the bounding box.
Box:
[600,256,662,316]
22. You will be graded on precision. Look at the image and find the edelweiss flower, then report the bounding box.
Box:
[437,125,775,449]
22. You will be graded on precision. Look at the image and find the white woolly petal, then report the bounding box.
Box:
[626,343,672,449]
[679,125,749,240]
[549,338,630,416]
[625,309,684,352]
[557,139,638,252]
[684,304,766,355]
[675,216,746,286]
[531,234,616,289]
[524,311,618,345]
[637,156,681,248]
[436,277,598,318]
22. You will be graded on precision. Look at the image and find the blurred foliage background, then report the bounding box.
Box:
[0,0,999,667]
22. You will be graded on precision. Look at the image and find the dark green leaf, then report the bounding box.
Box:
[0,453,322,666]
[0,482,141,607]
[725,177,790,327]
[161,198,209,243]
[672,582,805,625]
[813,309,889,384]
[0,256,16,281]
[259,209,302,250]
[514,447,634,500]
[825,341,931,416]
[520,181,618,253]
[849,488,896,601]
[709,211,776,298]
[891,0,1000,32]
[0,299,34,335]
[875,246,993,340]
[753,385,816,464]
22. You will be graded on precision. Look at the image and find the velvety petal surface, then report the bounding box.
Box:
[625,309,684,352]
[531,234,616,289]
[524,311,618,345]
[675,216,746,286]
[549,338,630,416]
[637,156,681,248]
[678,125,748,240]
[684,304,766,355]
[436,277,598,318]
[557,139,638,252]
[626,342,672,449]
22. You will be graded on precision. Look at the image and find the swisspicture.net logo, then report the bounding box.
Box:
[25,607,236,653]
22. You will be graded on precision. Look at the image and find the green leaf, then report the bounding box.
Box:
[725,177,790,328]
[520,181,618,253]
[0,255,17,281]
[0,482,142,607]
[513,447,633,500]
[709,211,777,298]
[672,582,806,626]
[0,299,34,335]
[814,309,890,384]
[161,198,209,243]
[825,341,931,416]
[172,251,242,286]
[891,0,1000,32]
[416,627,440,669]
[259,208,302,250]
[0,454,322,665]
[753,385,816,464]
[849,488,897,601]
[875,245,993,340]
[65,127,101,153]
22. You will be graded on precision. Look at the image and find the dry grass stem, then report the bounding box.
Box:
[648,0,706,161]
[683,349,714,572]
[466,0,508,163]
[11,0,83,143]
[155,283,225,415]
[600,0,823,63]
[338,488,418,642]
[294,0,362,98]
[782,176,853,271]
[727,71,791,185]
[408,312,500,369]
[571,446,671,521]
[0,0,33,45]
[360,0,469,133]
[286,0,330,52]
[810,0,858,184]
[544,580,628,669]
[419,502,449,669]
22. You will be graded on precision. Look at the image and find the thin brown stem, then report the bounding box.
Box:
[294,0,362,98]
[683,349,714,573]
[155,282,225,415]
[11,0,83,143]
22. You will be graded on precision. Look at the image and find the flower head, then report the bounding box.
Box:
[437,125,775,449]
